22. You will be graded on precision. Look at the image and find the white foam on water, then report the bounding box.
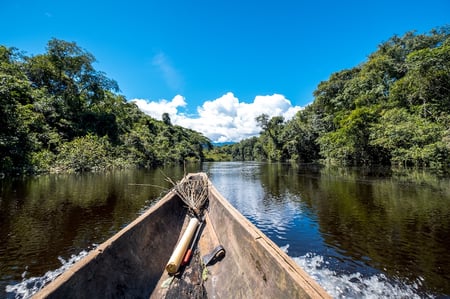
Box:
[5,250,90,299]
[6,243,436,298]
[280,245,434,299]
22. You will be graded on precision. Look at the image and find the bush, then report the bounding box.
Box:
[55,134,112,172]
[31,149,56,173]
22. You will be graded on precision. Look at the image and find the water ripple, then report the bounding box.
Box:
[282,246,436,299]
[5,249,92,299]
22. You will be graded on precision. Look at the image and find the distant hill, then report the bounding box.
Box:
[213,142,236,147]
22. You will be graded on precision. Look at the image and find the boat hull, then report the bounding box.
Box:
[202,179,329,298]
[33,173,329,298]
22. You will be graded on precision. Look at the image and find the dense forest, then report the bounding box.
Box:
[0,39,211,174]
[2,27,449,174]
[212,27,450,170]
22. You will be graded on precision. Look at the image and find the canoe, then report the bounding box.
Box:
[33,173,330,298]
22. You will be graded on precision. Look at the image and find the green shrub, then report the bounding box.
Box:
[55,134,112,172]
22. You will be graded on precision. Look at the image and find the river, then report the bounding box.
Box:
[1,162,450,298]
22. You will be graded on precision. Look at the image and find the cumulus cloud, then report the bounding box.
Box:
[133,92,302,143]
[132,95,187,119]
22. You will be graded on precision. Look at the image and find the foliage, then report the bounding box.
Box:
[0,39,211,174]
[370,108,450,167]
[3,27,450,173]
[55,134,112,172]
[217,26,450,171]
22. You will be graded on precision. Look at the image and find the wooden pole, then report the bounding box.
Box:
[166,217,200,274]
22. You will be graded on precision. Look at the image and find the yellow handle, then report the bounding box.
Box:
[166,217,199,274]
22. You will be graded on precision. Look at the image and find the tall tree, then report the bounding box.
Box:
[0,46,35,171]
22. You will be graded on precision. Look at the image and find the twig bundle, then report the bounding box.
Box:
[168,174,209,216]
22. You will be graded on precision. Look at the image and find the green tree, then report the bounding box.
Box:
[390,38,450,118]
[282,107,321,162]
[256,114,285,161]
[55,134,113,172]
[162,112,172,126]
[318,107,380,165]
[25,39,119,139]
[370,108,449,167]
[0,46,34,172]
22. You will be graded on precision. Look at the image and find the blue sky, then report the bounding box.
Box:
[1,0,449,142]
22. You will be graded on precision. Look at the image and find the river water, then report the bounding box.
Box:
[1,162,450,298]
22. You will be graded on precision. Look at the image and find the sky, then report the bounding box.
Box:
[1,0,449,142]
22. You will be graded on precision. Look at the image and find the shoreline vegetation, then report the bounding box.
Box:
[1,39,212,175]
[1,26,449,175]
[208,26,450,172]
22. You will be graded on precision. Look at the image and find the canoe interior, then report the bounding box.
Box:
[33,173,329,299]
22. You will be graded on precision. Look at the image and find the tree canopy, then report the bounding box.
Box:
[0,39,211,174]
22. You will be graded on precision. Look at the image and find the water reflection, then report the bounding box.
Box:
[309,166,450,294]
[205,162,303,243]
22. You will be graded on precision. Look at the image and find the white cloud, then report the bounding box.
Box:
[132,95,187,119]
[132,92,302,143]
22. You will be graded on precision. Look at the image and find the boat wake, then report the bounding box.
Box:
[5,250,91,299]
[6,243,435,299]
[280,245,434,299]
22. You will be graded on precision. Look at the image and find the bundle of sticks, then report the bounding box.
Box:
[169,174,209,217]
